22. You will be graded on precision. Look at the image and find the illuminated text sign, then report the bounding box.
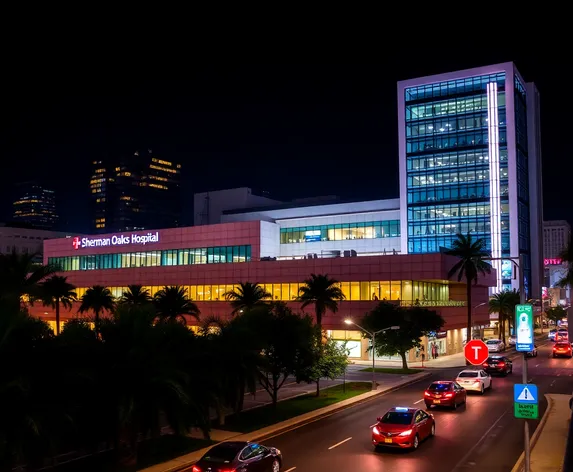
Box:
[73,232,160,250]
[544,258,562,266]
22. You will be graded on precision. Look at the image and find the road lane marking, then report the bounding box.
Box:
[450,409,509,471]
[284,468,297,472]
[328,437,352,450]
[550,380,556,387]
[414,399,424,404]
[535,364,540,367]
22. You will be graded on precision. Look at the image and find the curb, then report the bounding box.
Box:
[144,372,432,472]
[510,394,554,472]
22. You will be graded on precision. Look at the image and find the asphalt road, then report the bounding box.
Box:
[250,343,573,472]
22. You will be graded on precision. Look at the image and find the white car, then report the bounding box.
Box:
[455,369,492,394]
[485,339,505,352]
[508,335,516,346]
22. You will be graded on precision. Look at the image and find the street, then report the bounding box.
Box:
[249,343,573,472]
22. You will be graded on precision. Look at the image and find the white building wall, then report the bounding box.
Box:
[0,226,73,256]
[260,221,280,258]
[193,188,281,226]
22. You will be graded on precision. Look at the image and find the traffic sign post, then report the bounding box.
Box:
[464,339,489,365]
[514,383,539,420]
[515,304,534,352]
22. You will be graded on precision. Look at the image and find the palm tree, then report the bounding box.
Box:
[297,274,345,333]
[78,285,115,334]
[445,233,492,344]
[557,237,573,288]
[0,249,58,313]
[119,284,152,306]
[488,289,520,344]
[153,285,200,324]
[40,275,77,335]
[223,282,271,315]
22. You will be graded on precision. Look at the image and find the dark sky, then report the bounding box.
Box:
[1,40,570,233]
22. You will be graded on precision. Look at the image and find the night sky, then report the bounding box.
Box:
[2,41,569,233]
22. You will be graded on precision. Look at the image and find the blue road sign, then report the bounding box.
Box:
[514,384,538,404]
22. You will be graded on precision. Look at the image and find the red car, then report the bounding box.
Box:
[424,381,467,409]
[372,407,435,450]
[553,342,572,358]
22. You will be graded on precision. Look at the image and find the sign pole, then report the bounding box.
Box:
[519,253,531,472]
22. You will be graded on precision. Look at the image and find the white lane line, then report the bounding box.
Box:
[284,468,297,472]
[550,380,556,387]
[328,437,352,450]
[414,399,424,404]
[535,364,540,367]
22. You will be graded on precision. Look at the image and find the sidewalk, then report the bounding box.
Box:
[140,371,432,472]
[511,394,571,472]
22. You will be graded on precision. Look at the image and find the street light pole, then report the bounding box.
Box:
[344,320,399,391]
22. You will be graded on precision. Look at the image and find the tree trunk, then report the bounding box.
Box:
[271,376,279,407]
[315,379,320,397]
[95,309,100,337]
[216,402,226,427]
[399,351,408,370]
[466,278,472,344]
[55,298,60,335]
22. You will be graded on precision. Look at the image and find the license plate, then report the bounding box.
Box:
[384,438,392,443]
[433,400,441,404]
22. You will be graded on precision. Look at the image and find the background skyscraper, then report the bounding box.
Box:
[11,182,58,230]
[90,149,181,233]
[398,62,543,299]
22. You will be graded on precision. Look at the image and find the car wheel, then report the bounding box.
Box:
[412,434,419,450]
[464,393,467,404]
[425,403,432,409]
[271,459,280,472]
[510,366,513,374]
[430,423,435,437]
[553,354,557,358]
[452,400,457,410]
[480,384,485,395]
[489,380,493,390]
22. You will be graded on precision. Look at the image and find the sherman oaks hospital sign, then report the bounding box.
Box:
[72,232,160,250]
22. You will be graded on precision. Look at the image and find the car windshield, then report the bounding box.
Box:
[428,383,452,391]
[556,343,570,348]
[381,412,413,425]
[202,443,243,463]
[486,340,500,345]
[458,372,478,378]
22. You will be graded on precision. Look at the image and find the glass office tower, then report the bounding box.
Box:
[398,63,543,298]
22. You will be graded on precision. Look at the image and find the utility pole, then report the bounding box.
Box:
[487,254,529,472]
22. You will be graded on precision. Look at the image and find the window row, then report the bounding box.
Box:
[73,280,451,303]
[408,202,509,220]
[407,149,507,171]
[407,183,509,204]
[408,233,510,254]
[406,93,507,121]
[404,73,505,102]
[408,168,507,187]
[406,129,507,154]
[406,110,506,137]
[49,245,252,271]
[280,220,400,244]
[408,219,510,237]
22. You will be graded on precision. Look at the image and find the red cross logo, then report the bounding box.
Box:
[72,237,81,250]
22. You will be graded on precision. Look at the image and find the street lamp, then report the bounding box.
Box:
[471,302,487,341]
[344,319,400,390]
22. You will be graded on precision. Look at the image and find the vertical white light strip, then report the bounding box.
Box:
[487,82,503,292]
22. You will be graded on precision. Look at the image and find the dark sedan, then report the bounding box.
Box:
[193,441,282,472]
[482,356,513,376]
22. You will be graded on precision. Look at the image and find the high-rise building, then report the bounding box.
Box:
[12,182,58,229]
[90,149,181,233]
[543,220,571,260]
[398,62,543,299]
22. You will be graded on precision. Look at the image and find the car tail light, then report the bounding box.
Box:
[219,469,236,472]
[498,362,505,367]
[192,467,201,472]
[474,380,481,384]
[372,426,380,435]
[424,390,431,397]
[398,429,413,436]
[482,363,488,368]
[445,393,454,398]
